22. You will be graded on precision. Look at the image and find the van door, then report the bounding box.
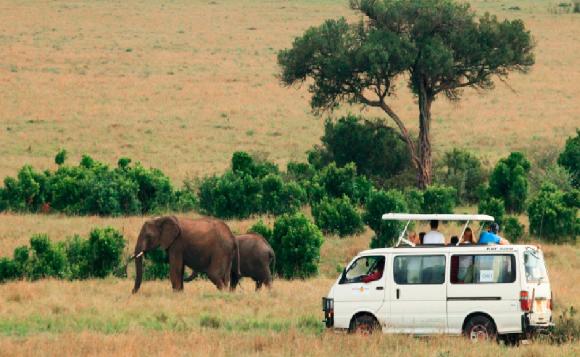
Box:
[388,254,447,334]
[332,255,388,329]
[447,253,520,334]
[522,249,552,327]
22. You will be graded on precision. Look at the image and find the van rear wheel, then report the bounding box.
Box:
[349,315,379,335]
[464,315,497,342]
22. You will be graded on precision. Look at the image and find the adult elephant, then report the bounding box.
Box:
[185,233,275,291]
[131,216,239,293]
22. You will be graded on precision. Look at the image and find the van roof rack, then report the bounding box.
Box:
[381,213,495,248]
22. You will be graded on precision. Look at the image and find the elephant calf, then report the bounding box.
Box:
[185,233,275,291]
[231,233,275,291]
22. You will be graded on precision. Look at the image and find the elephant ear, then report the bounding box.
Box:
[157,216,181,249]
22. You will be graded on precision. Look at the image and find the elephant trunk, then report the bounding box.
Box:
[132,255,143,294]
[132,236,146,294]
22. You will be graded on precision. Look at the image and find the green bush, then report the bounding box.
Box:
[13,246,30,276]
[27,234,67,280]
[271,213,323,279]
[478,196,506,225]
[87,227,126,278]
[0,228,127,283]
[404,189,424,214]
[503,216,525,242]
[198,172,262,219]
[0,258,19,282]
[198,152,307,219]
[260,174,307,216]
[421,185,457,214]
[527,183,578,242]
[286,162,316,183]
[173,180,198,212]
[488,152,531,213]
[143,248,170,280]
[55,149,68,166]
[0,165,50,212]
[558,129,580,188]
[307,115,411,182]
[249,220,274,242]
[232,151,279,178]
[363,189,408,248]
[0,153,179,216]
[436,148,486,203]
[64,235,90,280]
[310,162,372,204]
[312,196,364,237]
[123,164,175,213]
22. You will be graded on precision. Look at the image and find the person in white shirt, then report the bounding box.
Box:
[423,220,445,244]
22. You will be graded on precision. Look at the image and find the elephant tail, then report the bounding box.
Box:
[235,237,241,277]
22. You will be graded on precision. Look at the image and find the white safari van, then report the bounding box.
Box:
[322,214,553,342]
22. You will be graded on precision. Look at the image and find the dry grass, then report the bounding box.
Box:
[0,0,578,184]
[0,213,579,355]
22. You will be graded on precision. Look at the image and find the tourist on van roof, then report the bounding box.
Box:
[408,231,421,246]
[419,232,426,245]
[478,223,510,245]
[461,227,475,244]
[423,220,445,244]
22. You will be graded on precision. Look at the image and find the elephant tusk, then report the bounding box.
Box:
[135,251,144,259]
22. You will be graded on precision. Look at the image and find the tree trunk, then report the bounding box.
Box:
[417,84,433,189]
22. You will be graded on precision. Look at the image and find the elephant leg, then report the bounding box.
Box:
[230,271,240,291]
[207,255,231,290]
[264,275,273,289]
[255,280,263,291]
[207,271,225,290]
[169,251,184,291]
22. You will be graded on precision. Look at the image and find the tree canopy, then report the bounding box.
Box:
[278,0,534,188]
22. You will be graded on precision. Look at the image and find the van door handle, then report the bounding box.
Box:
[396,288,400,299]
[376,287,384,290]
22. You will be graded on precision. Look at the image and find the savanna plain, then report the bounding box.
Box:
[0,0,579,356]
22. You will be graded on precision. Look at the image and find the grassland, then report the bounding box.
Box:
[0,213,579,355]
[0,0,579,183]
[0,0,579,355]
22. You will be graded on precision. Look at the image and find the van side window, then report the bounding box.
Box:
[524,250,548,283]
[393,255,445,285]
[450,254,516,284]
[340,256,386,284]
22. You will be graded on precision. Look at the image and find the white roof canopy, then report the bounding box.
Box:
[381,213,495,222]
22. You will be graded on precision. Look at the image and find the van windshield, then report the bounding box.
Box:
[524,249,548,283]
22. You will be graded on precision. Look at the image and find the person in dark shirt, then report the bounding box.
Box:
[461,227,475,244]
[450,236,459,245]
[418,232,426,245]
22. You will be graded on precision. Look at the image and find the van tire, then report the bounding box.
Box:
[349,315,379,335]
[463,315,497,342]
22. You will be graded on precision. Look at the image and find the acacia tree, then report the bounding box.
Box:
[278,0,534,188]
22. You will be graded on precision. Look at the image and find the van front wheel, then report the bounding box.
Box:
[349,315,379,335]
[464,316,497,342]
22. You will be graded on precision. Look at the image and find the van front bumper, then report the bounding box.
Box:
[322,297,334,328]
